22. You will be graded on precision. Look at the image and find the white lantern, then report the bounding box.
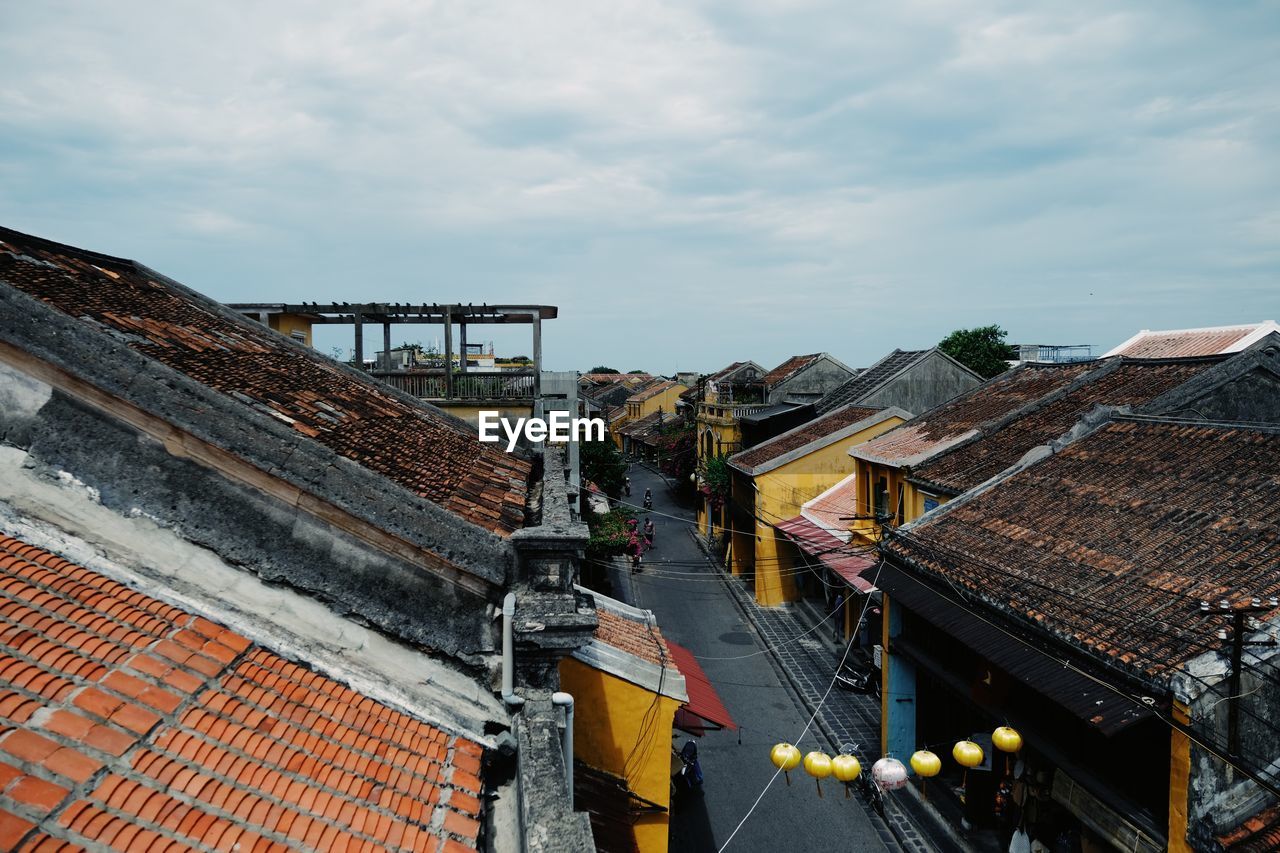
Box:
[871,756,908,791]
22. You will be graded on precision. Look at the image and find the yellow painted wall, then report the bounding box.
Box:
[637,384,688,420]
[431,403,534,428]
[267,313,314,347]
[559,657,683,853]
[908,485,950,524]
[1169,700,1191,853]
[749,416,904,605]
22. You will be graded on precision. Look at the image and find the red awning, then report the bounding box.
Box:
[667,641,736,735]
[774,516,877,593]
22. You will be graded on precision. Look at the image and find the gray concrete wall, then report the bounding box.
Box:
[0,372,500,665]
[771,356,856,404]
[1185,650,1280,848]
[859,350,982,414]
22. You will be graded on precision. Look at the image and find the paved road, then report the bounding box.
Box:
[619,465,889,853]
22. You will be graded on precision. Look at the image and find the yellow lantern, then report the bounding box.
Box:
[992,726,1022,753]
[952,740,983,768]
[953,739,983,789]
[770,742,801,785]
[910,750,941,777]
[831,754,861,799]
[910,749,941,801]
[803,751,833,797]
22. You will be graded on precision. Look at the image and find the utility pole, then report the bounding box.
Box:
[1201,596,1279,756]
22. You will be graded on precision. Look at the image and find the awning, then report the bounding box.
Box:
[775,516,877,593]
[667,641,736,735]
[868,561,1155,735]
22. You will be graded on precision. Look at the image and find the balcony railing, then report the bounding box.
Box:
[697,402,772,421]
[371,369,537,401]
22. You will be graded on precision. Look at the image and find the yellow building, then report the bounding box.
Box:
[726,405,908,605]
[609,379,688,450]
[692,362,766,538]
[559,591,688,853]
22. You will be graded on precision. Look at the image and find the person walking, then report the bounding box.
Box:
[643,518,655,550]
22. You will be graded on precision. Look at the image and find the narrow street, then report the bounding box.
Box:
[619,464,891,853]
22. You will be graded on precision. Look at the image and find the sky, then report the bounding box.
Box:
[2,1,1278,375]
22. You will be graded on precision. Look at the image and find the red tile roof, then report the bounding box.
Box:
[0,532,484,851]
[730,406,884,473]
[761,354,822,387]
[886,418,1280,681]
[1219,801,1280,853]
[912,358,1221,493]
[853,362,1096,467]
[0,228,530,536]
[593,608,673,668]
[801,473,859,537]
[1104,322,1278,359]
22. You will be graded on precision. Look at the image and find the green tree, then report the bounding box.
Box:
[626,369,647,374]
[589,365,620,374]
[939,324,1014,379]
[581,435,626,497]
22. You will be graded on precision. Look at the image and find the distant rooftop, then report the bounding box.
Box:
[1103,321,1279,359]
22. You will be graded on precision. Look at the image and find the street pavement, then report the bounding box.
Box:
[617,464,894,853]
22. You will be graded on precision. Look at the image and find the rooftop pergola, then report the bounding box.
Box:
[231,303,558,399]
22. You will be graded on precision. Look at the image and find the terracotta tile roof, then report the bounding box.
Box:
[626,380,681,404]
[615,411,667,441]
[0,228,530,536]
[1219,801,1280,853]
[886,418,1280,682]
[853,362,1096,467]
[0,533,484,851]
[593,608,672,669]
[707,362,747,385]
[816,349,929,414]
[730,406,883,474]
[801,472,859,536]
[1104,322,1279,359]
[761,354,822,387]
[912,358,1222,493]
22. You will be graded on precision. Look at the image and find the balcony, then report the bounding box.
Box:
[372,369,537,401]
[696,402,772,424]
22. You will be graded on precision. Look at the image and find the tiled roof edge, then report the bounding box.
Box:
[730,406,908,476]
[0,282,514,588]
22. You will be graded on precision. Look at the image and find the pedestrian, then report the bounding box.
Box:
[643,518,655,549]
[628,531,643,572]
[624,477,631,497]
[833,591,845,642]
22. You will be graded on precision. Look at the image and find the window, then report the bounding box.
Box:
[290,330,307,344]
[873,476,888,520]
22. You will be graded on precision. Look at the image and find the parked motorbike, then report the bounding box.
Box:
[671,739,704,795]
[857,768,885,818]
[834,658,881,699]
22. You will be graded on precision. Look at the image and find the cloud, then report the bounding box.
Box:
[0,0,1277,372]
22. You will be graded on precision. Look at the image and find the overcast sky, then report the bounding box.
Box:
[2,1,1277,374]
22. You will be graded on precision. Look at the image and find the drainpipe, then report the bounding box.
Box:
[552,692,575,809]
[501,594,524,708]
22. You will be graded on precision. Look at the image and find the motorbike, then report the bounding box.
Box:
[672,739,704,795]
[834,657,881,699]
[857,768,885,817]
[643,494,653,510]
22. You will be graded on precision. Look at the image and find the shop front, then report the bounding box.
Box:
[875,562,1171,853]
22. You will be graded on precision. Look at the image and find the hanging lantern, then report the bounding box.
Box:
[910,750,941,777]
[910,750,941,801]
[952,740,983,767]
[831,754,861,799]
[871,756,908,791]
[953,740,983,789]
[803,751,833,797]
[992,726,1022,753]
[770,743,801,785]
